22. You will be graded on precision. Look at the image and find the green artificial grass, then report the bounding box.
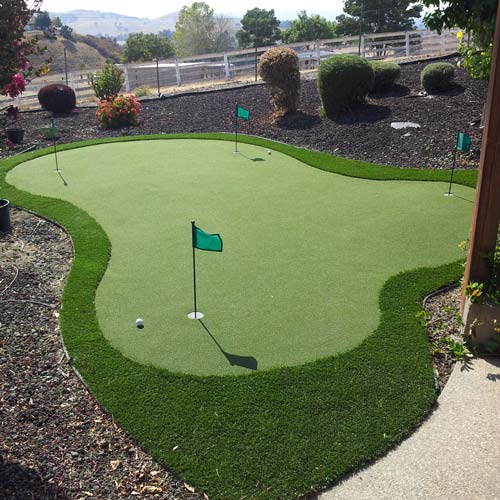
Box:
[0,134,477,499]
[7,139,473,375]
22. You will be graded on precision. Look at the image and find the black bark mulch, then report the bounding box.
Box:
[5,56,487,170]
[0,209,205,500]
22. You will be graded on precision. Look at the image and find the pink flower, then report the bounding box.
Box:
[5,140,14,149]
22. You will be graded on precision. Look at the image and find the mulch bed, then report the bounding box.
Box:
[0,209,204,500]
[4,56,487,170]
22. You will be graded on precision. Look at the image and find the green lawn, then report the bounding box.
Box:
[7,139,472,375]
[0,134,477,499]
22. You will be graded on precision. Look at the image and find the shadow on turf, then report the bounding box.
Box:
[199,320,258,370]
[237,151,265,162]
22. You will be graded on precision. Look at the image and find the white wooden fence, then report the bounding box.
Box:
[4,29,459,110]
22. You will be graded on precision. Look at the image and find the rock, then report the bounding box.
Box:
[390,121,421,130]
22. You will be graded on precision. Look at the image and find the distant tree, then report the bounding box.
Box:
[173,2,217,56]
[60,25,74,40]
[282,11,337,43]
[335,0,422,36]
[34,10,52,30]
[159,29,174,38]
[52,16,63,28]
[212,15,236,52]
[236,8,281,48]
[122,33,174,63]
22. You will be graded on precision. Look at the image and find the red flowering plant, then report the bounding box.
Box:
[95,94,142,129]
[1,0,52,148]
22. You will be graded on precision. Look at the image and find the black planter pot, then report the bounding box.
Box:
[6,128,24,144]
[0,199,11,234]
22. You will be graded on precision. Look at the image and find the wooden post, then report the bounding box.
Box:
[462,0,500,309]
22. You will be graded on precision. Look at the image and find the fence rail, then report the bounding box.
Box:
[3,29,459,111]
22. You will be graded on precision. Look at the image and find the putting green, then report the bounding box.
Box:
[7,139,473,375]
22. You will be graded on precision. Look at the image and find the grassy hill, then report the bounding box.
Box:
[29,34,123,74]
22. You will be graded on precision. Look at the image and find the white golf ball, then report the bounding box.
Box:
[267,150,272,155]
[136,318,144,328]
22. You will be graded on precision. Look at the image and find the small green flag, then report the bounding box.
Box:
[237,106,250,121]
[193,224,223,252]
[456,132,471,152]
[50,119,58,138]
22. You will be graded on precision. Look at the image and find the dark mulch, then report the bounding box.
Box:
[5,56,487,169]
[0,209,204,500]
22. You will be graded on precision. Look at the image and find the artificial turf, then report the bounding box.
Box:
[7,139,472,375]
[0,134,477,499]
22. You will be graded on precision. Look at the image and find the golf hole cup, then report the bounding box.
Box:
[136,318,144,329]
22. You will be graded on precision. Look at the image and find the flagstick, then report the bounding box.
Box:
[191,220,198,319]
[445,132,459,196]
[51,119,60,173]
[235,104,238,153]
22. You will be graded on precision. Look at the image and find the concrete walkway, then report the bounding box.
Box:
[316,357,500,500]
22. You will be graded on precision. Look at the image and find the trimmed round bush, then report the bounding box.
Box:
[38,83,76,113]
[421,62,455,93]
[370,61,401,92]
[258,47,300,114]
[318,55,374,114]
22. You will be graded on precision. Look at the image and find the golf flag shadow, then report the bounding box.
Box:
[237,151,265,162]
[199,320,258,371]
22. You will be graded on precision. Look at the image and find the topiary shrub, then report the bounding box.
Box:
[38,83,76,113]
[370,61,401,92]
[421,62,455,93]
[258,47,300,114]
[89,61,125,100]
[318,55,374,114]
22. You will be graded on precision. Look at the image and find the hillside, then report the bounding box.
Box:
[28,35,123,74]
[51,9,180,40]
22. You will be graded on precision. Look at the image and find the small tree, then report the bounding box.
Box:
[89,62,125,100]
[60,25,74,40]
[122,33,174,63]
[282,11,336,43]
[34,10,52,30]
[53,16,63,28]
[236,8,281,48]
[1,0,49,146]
[173,2,215,56]
[258,47,300,114]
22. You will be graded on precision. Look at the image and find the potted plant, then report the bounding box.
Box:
[0,199,11,233]
[5,105,24,144]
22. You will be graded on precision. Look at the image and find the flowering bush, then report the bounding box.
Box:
[456,31,492,80]
[95,95,141,128]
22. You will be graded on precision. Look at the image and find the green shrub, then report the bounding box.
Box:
[370,61,400,92]
[37,83,76,113]
[318,55,374,114]
[133,85,151,97]
[258,47,300,114]
[89,61,125,100]
[421,62,455,93]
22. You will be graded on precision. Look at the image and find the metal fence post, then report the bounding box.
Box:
[405,31,410,56]
[224,53,230,79]
[316,39,321,68]
[175,58,181,86]
[361,34,365,57]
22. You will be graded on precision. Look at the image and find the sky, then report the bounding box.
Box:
[38,0,346,20]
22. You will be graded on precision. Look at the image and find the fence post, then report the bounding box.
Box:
[360,34,365,57]
[175,58,181,86]
[441,32,446,52]
[405,31,410,57]
[123,65,130,92]
[224,53,230,79]
[316,39,321,68]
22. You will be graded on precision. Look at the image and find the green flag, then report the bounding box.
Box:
[456,132,471,152]
[193,224,223,252]
[237,106,250,121]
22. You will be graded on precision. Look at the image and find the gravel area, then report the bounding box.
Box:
[4,56,487,170]
[0,209,205,500]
